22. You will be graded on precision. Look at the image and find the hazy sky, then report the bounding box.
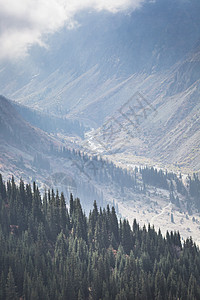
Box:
[0,0,145,61]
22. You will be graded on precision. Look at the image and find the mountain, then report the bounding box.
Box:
[0,0,200,119]
[0,0,200,173]
[0,0,200,244]
[1,1,200,297]
[85,44,200,172]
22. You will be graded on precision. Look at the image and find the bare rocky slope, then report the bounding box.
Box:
[84,45,200,173]
[0,1,199,172]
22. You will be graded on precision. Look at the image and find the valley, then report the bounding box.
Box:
[1,94,200,246]
[0,0,200,246]
[1,1,200,299]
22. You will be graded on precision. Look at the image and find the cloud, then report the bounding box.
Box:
[0,0,145,61]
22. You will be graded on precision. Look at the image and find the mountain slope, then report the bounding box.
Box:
[0,1,199,174]
[0,95,53,152]
[11,100,85,138]
[83,45,200,172]
[0,0,200,120]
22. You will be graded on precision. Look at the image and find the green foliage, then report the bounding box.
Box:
[0,175,200,299]
[188,174,200,210]
[141,166,169,190]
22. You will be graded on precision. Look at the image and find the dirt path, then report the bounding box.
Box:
[150,202,172,224]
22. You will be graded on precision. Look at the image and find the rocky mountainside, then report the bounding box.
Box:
[81,44,200,172]
[0,0,200,118]
[0,1,199,173]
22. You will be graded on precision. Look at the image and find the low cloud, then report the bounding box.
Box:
[0,0,145,61]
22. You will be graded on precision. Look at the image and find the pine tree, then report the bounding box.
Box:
[6,268,17,300]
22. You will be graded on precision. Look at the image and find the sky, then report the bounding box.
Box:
[0,0,145,61]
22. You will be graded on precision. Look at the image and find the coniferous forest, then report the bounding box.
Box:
[0,174,200,300]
